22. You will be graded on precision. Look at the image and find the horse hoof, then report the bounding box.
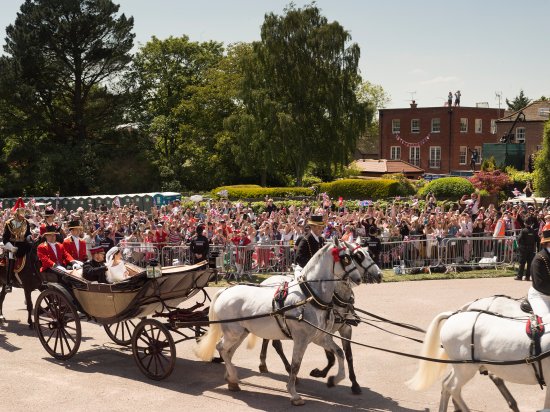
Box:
[327,376,335,388]
[291,398,305,406]
[28,323,34,330]
[351,384,362,395]
[310,368,326,378]
[0,316,6,324]
[227,382,241,392]
[259,365,269,373]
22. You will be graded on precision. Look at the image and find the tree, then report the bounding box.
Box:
[506,89,531,111]
[233,4,365,186]
[356,81,391,157]
[534,122,550,196]
[0,0,135,195]
[126,35,228,190]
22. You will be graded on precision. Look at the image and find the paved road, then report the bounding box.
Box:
[0,277,544,411]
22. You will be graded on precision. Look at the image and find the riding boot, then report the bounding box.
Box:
[5,258,14,293]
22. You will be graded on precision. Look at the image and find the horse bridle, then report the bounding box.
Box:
[351,245,377,275]
[333,246,359,285]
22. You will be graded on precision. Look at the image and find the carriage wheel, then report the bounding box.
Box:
[34,289,81,360]
[104,319,140,346]
[132,319,176,380]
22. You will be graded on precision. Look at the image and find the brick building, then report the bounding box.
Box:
[379,101,503,174]
[495,100,550,170]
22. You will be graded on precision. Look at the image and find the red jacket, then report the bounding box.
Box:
[62,236,88,262]
[37,241,75,272]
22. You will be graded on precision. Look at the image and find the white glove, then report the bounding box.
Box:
[3,242,18,253]
[55,265,69,273]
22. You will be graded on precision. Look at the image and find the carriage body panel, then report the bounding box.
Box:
[42,261,210,324]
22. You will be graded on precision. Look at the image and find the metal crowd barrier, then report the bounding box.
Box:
[120,235,518,276]
[378,236,516,273]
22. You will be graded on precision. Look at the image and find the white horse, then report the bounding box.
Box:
[256,242,383,395]
[407,310,550,411]
[196,240,362,405]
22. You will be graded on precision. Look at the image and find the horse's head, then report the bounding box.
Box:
[331,238,362,287]
[343,241,383,284]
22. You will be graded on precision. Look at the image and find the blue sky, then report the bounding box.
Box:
[1,0,549,108]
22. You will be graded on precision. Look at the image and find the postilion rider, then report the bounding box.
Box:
[527,229,550,315]
[2,197,32,293]
[37,225,82,282]
[295,215,326,270]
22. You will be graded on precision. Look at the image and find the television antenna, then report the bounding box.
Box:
[495,91,502,111]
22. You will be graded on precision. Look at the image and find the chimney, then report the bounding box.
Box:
[410,100,417,109]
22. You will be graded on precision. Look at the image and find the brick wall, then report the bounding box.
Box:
[379,105,503,173]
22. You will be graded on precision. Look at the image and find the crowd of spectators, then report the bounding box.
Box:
[1,192,549,262]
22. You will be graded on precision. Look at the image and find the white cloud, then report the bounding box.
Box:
[410,68,426,75]
[420,76,459,85]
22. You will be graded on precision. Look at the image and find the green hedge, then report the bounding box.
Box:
[417,177,474,200]
[317,179,410,199]
[211,185,314,200]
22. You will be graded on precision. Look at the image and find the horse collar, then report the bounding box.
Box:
[299,280,333,310]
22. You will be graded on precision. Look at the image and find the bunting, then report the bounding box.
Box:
[394,134,431,147]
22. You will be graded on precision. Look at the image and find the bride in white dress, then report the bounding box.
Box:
[105,247,129,283]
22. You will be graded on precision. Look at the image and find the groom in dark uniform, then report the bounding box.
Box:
[295,215,325,268]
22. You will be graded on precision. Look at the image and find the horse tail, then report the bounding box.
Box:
[195,289,224,361]
[406,311,453,391]
[246,334,258,349]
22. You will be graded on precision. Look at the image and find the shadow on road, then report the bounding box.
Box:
[41,344,425,411]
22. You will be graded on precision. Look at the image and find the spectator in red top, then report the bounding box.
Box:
[230,229,251,277]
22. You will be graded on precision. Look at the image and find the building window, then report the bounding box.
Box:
[475,146,482,164]
[475,119,482,133]
[411,119,419,133]
[429,146,441,169]
[491,119,496,134]
[516,127,526,143]
[459,146,467,165]
[409,146,420,166]
[460,118,468,133]
[390,146,401,160]
[392,119,400,134]
[431,118,440,133]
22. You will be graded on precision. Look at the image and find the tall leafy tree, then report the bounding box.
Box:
[234,4,365,186]
[0,0,134,195]
[356,81,391,157]
[534,121,550,196]
[506,89,531,111]
[126,35,225,190]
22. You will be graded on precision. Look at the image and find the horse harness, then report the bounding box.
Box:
[271,246,356,339]
[469,305,546,389]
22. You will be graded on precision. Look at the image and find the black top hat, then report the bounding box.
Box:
[43,225,58,236]
[307,215,325,226]
[68,220,82,230]
[542,230,550,244]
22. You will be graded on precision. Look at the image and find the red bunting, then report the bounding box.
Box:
[394,134,431,147]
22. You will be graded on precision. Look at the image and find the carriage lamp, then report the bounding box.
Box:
[146,258,161,278]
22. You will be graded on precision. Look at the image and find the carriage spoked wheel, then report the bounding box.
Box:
[34,289,82,360]
[132,319,176,380]
[104,319,140,346]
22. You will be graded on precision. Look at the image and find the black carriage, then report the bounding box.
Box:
[33,261,212,380]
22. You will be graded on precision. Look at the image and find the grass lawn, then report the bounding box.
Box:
[208,267,518,287]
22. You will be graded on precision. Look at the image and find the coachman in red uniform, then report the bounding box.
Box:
[37,225,78,282]
[62,220,88,262]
